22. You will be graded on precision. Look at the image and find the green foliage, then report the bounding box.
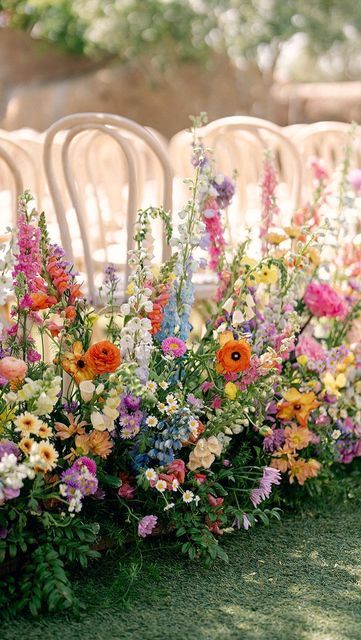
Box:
[2,1,361,79]
[0,512,99,617]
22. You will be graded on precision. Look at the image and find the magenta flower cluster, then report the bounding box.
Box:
[12,213,42,293]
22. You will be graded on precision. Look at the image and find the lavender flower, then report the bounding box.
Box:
[250,467,281,507]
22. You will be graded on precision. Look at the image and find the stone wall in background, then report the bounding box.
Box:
[1,27,360,136]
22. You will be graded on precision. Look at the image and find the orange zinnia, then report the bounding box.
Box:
[86,340,121,375]
[216,339,251,374]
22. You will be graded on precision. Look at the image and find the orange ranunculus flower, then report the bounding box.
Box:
[86,340,121,375]
[61,341,95,384]
[277,388,320,428]
[216,339,251,374]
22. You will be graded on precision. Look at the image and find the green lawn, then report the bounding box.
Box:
[2,498,361,640]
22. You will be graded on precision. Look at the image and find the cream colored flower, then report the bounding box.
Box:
[187,436,223,471]
[79,380,96,402]
[14,412,43,436]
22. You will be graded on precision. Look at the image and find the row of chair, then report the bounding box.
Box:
[0,114,359,299]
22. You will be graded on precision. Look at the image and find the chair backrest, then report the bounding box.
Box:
[0,136,24,227]
[169,116,302,249]
[290,121,361,173]
[43,113,173,300]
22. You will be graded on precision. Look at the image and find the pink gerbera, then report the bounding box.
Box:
[161,336,187,358]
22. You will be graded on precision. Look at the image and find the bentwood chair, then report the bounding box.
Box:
[0,136,24,227]
[170,116,302,254]
[289,122,361,194]
[43,113,173,301]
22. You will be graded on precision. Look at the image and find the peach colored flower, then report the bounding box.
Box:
[284,425,313,451]
[0,356,27,381]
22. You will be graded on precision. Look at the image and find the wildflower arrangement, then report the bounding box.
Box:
[0,122,360,617]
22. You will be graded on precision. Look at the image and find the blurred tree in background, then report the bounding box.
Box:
[1,0,361,82]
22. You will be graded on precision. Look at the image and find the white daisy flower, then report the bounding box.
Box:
[146,381,157,393]
[182,490,194,504]
[146,415,158,428]
[159,380,169,390]
[155,479,167,492]
[157,402,166,413]
[171,478,179,491]
[164,502,175,511]
[145,468,158,482]
[188,418,199,433]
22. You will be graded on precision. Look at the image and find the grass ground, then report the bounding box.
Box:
[2,496,361,640]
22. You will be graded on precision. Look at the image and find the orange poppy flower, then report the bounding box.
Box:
[277,388,320,428]
[86,340,121,375]
[216,339,251,374]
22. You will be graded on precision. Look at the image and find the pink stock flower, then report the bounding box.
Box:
[211,396,222,410]
[161,337,187,358]
[304,282,348,319]
[12,212,42,292]
[295,334,326,362]
[201,381,214,393]
[27,349,41,363]
[0,356,27,381]
[138,515,158,538]
[260,153,280,248]
[243,513,251,530]
[310,157,329,181]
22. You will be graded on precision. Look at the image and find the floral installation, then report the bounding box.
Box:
[0,122,360,617]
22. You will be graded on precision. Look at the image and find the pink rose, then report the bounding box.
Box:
[0,357,27,381]
[295,334,326,362]
[304,282,348,319]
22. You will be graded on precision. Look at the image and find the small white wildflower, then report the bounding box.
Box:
[145,468,158,482]
[155,479,167,492]
[146,415,158,427]
[182,490,194,504]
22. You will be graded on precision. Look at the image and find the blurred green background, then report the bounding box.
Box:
[1,1,361,133]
